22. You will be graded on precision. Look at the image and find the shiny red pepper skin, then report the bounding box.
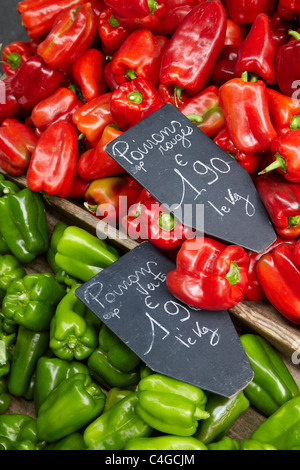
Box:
[267,88,300,136]
[224,19,248,46]
[37,3,98,71]
[210,45,239,86]
[73,93,113,146]
[276,30,300,97]
[158,83,190,107]
[159,0,227,98]
[269,10,298,50]
[66,172,90,198]
[214,127,261,175]
[256,243,300,324]
[295,240,300,267]
[10,55,65,111]
[103,62,120,91]
[234,13,277,85]
[98,8,131,57]
[256,173,300,239]
[179,85,225,139]
[166,237,250,311]
[103,0,166,29]
[27,120,78,197]
[1,41,32,77]
[151,0,203,37]
[219,77,277,154]
[277,0,300,19]
[222,0,276,24]
[77,124,125,180]
[71,49,106,102]
[0,77,23,125]
[245,237,296,302]
[31,87,83,131]
[110,77,164,131]
[0,118,37,176]
[110,28,168,89]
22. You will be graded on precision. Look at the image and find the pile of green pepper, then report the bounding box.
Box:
[0,175,299,451]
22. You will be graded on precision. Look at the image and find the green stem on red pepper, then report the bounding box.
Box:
[259,153,287,175]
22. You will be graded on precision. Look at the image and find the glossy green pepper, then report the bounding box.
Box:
[239,439,277,450]
[55,226,120,282]
[136,374,209,437]
[49,286,98,361]
[0,174,20,197]
[0,254,25,301]
[251,396,300,450]
[2,272,66,332]
[0,188,49,264]
[103,388,134,413]
[45,432,87,450]
[99,324,141,372]
[0,310,17,335]
[124,435,208,450]
[0,377,10,414]
[8,326,49,397]
[34,356,90,415]
[47,222,79,288]
[0,235,10,256]
[194,392,250,445]
[240,334,299,416]
[36,373,106,443]
[83,392,152,450]
[207,436,240,450]
[0,414,45,450]
[0,321,16,377]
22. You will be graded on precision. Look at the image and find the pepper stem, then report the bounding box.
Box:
[194,407,210,420]
[258,153,287,175]
[225,261,240,286]
[290,115,300,130]
[132,202,142,218]
[148,0,158,14]
[186,114,204,125]
[157,212,176,232]
[289,215,300,227]
[127,91,143,104]
[174,86,184,108]
[288,30,300,41]
[125,69,137,81]
[241,72,258,83]
[108,15,119,27]
[0,52,21,70]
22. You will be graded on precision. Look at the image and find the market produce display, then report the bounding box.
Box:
[0,0,300,452]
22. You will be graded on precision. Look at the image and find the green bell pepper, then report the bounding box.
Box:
[36,373,106,443]
[7,326,49,397]
[239,439,277,450]
[240,334,299,416]
[0,377,10,414]
[103,388,134,413]
[207,436,240,451]
[55,226,120,282]
[49,286,98,361]
[2,272,66,332]
[0,235,10,256]
[45,432,87,450]
[0,188,49,264]
[0,254,25,301]
[34,356,90,415]
[47,222,79,288]
[251,396,300,450]
[0,414,45,450]
[99,324,141,372]
[0,310,17,334]
[124,435,208,450]
[136,374,209,437]
[83,392,152,450]
[0,174,20,197]
[0,321,16,377]
[194,392,250,445]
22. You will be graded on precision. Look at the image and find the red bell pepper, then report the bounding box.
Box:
[0,118,37,176]
[30,87,83,131]
[214,128,261,174]
[0,41,32,77]
[77,124,125,180]
[158,83,189,108]
[210,45,239,86]
[260,129,300,183]
[179,85,225,139]
[17,0,87,39]
[295,239,300,267]
[103,0,166,29]
[110,28,168,89]
[269,10,298,50]
[151,0,203,37]
[98,8,131,57]
[276,29,300,97]
[218,74,277,154]
[224,19,248,46]
[256,173,300,239]
[267,88,300,136]
[256,243,300,324]
[159,0,227,101]
[166,237,250,311]
[277,0,300,19]
[37,3,98,71]
[103,62,120,91]
[72,92,113,146]
[122,196,195,248]
[84,175,143,226]
[27,120,78,197]
[10,55,65,111]
[221,0,276,24]
[0,77,23,125]
[71,48,106,103]
[110,77,164,131]
[90,0,106,15]
[66,172,90,198]
[234,13,277,85]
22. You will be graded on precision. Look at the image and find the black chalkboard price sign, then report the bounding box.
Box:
[75,242,254,398]
[105,104,277,253]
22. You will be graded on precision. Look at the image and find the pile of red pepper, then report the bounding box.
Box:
[1,0,300,323]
